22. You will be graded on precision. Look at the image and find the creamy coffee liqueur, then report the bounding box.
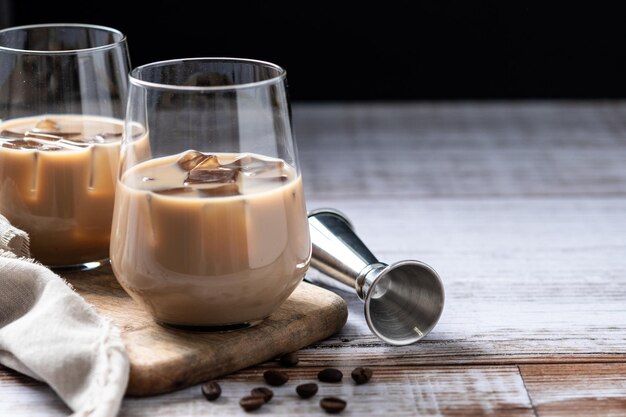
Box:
[0,115,124,266]
[110,150,311,327]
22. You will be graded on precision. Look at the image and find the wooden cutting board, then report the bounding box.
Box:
[62,265,347,396]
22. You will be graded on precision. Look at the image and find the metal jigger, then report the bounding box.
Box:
[307,209,445,346]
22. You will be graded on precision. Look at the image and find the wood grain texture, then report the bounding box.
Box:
[301,198,626,365]
[61,266,348,396]
[294,102,626,199]
[116,366,535,417]
[3,102,626,415]
[520,363,626,417]
[0,365,535,417]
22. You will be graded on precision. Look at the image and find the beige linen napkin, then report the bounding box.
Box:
[0,214,129,417]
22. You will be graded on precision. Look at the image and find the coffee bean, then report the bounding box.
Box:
[279,351,299,367]
[296,382,318,399]
[318,368,343,383]
[251,387,273,403]
[263,369,289,386]
[351,367,373,384]
[200,381,221,401]
[240,395,265,412]
[320,397,347,414]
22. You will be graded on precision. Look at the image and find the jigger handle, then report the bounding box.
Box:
[307,209,386,299]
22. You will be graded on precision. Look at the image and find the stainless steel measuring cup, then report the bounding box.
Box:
[307,209,445,345]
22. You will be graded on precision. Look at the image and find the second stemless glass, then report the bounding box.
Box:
[0,24,130,270]
[111,58,311,329]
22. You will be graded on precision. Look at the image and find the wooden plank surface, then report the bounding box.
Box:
[125,365,532,417]
[302,198,626,364]
[2,102,626,416]
[294,102,626,198]
[1,364,536,417]
[520,363,626,417]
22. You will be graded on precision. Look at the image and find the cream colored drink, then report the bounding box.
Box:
[110,150,311,327]
[0,115,123,266]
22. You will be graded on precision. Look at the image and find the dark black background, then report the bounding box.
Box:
[1,1,625,101]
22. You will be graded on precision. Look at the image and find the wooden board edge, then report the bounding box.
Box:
[126,285,348,396]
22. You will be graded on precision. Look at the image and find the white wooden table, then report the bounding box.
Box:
[2,102,626,416]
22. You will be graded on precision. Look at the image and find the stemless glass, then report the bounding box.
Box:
[0,24,130,270]
[111,58,311,329]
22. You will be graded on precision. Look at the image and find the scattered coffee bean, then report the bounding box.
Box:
[240,395,265,412]
[263,369,289,386]
[296,382,318,399]
[318,368,343,383]
[251,387,274,403]
[279,351,299,367]
[320,397,347,414]
[351,367,373,384]
[200,381,221,401]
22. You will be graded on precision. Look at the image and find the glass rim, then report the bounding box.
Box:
[0,23,127,55]
[129,57,287,92]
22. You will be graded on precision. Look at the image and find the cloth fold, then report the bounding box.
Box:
[0,214,129,417]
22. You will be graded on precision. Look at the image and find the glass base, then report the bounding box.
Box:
[49,258,109,272]
[158,318,265,332]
